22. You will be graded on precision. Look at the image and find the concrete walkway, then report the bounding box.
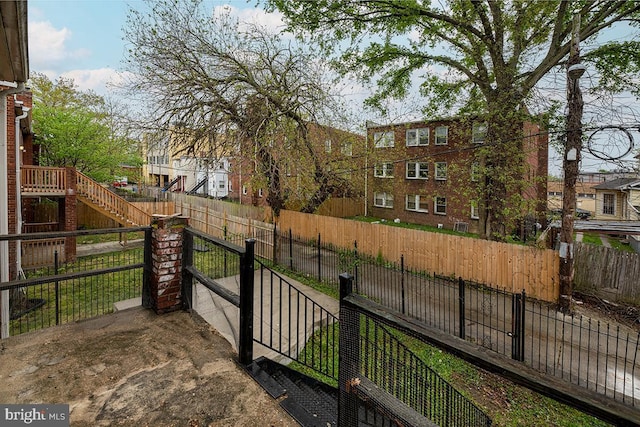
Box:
[193,267,340,363]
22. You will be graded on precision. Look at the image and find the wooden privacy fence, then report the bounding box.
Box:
[278,210,560,302]
[173,200,274,259]
[161,192,273,222]
[574,243,640,305]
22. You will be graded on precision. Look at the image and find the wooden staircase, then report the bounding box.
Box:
[76,171,152,226]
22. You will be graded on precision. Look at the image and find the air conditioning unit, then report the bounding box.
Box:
[437,224,443,229]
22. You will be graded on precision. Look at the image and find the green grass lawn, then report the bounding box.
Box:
[290,320,608,427]
[580,233,602,245]
[10,248,144,335]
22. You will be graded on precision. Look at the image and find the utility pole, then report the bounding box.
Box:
[559,15,585,314]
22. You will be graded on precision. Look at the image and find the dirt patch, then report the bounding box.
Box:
[0,308,298,427]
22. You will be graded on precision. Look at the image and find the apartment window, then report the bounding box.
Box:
[406,195,429,212]
[242,185,247,195]
[374,131,395,148]
[435,126,448,145]
[472,122,487,144]
[406,128,429,146]
[325,140,332,153]
[548,191,563,197]
[471,201,480,219]
[578,193,595,199]
[406,162,429,179]
[374,192,394,208]
[341,141,353,156]
[258,188,264,197]
[218,181,225,189]
[435,197,447,215]
[471,162,480,182]
[435,162,447,180]
[603,193,615,215]
[374,162,394,178]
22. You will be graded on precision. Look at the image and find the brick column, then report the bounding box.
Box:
[63,167,77,261]
[145,215,189,314]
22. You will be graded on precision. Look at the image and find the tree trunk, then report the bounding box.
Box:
[480,100,527,241]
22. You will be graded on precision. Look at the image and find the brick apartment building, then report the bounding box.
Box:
[228,122,365,208]
[367,118,548,234]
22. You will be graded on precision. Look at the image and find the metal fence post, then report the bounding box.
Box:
[317,233,322,282]
[223,225,228,277]
[272,222,278,264]
[520,290,526,362]
[338,273,359,427]
[458,277,465,339]
[54,251,60,325]
[142,227,152,308]
[353,240,359,293]
[289,228,293,270]
[512,292,522,361]
[400,255,405,314]
[239,239,256,366]
[181,229,194,311]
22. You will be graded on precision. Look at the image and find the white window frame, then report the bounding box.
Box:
[374,131,395,148]
[602,193,615,215]
[325,139,332,153]
[406,128,429,146]
[242,185,247,195]
[258,188,264,197]
[341,141,353,156]
[471,201,480,219]
[434,196,447,215]
[406,194,429,213]
[406,162,429,179]
[435,162,447,180]
[435,126,448,145]
[374,192,394,208]
[471,162,480,182]
[472,122,487,144]
[374,162,394,178]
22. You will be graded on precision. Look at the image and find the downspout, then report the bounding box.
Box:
[0,82,26,338]
[15,101,30,280]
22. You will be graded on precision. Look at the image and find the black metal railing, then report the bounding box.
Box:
[254,260,339,382]
[271,228,640,408]
[1,227,148,336]
[339,274,492,427]
[182,226,339,380]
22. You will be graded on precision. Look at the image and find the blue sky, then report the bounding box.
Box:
[28,1,276,95]
[26,1,640,174]
[29,0,134,93]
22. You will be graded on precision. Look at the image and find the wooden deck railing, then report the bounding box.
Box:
[21,166,67,195]
[76,171,152,226]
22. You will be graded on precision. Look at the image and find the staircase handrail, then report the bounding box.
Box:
[76,171,152,226]
[187,177,207,195]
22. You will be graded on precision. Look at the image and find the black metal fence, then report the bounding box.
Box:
[183,227,339,380]
[271,228,640,409]
[0,227,148,336]
[339,274,492,427]
[183,227,489,426]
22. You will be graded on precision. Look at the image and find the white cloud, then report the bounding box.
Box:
[28,20,90,70]
[60,68,122,95]
[213,4,286,34]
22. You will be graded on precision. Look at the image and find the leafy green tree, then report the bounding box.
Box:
[30,73,139,183]
[265,0,640,239]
